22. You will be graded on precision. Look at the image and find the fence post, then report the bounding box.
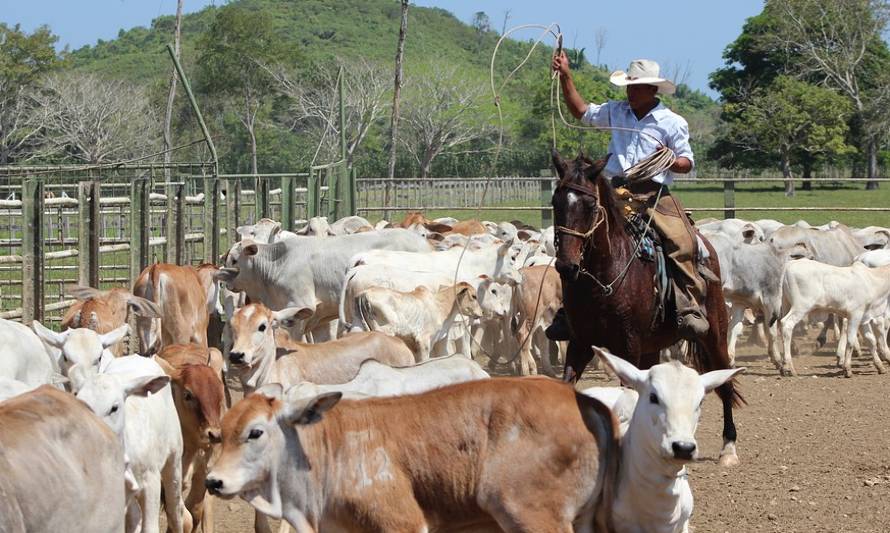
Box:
[78,181,100,288]
[204,176,219,263]
[723,177,735,220]
[21,177,44,326]
[226,177,240,249]
[130,177,150,284]
[281,175,296,232]
[255,176,269,221]
[166,183,185,264]
[328,167,340,221]
[346,166,357,216]
[539,169,553,228]
[307,168,319,218]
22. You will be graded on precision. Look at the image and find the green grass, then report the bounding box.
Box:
[672,181,890,228]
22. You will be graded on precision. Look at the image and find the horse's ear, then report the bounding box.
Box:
[551,149,568,178]
[584,154,612,182]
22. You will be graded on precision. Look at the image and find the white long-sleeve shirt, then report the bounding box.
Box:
[580,100,694,185]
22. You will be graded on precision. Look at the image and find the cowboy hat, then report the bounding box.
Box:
[609,59,676,95]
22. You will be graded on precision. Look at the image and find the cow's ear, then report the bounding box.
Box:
[271,307,313,328]
[700,367,745,393]
[32,320,69,349]
[99,324,129,349]
[68,364,92,393]
[281,392,342,426]
[213,267,239,283]
[255,383,283,401]
[242,243,259,257]
[593,346,648,391]
[122,374,170,398]
[153,356,180,380]
[128,296,161,318]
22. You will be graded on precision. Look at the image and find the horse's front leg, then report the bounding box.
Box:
[563,341,594,383]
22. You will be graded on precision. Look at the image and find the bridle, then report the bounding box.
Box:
[553,176,662,296]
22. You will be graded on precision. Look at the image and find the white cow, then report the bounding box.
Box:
[780,259,890,377]
[594,347,744,533]
[698,218,764,243]
[216,229,430,341]
[287,354,490,400]
[329,215,372,235]
[0,318,61,388]
[0,386,127,533]
[356,282,484,361]
[236,218,298,243]
[31,321,128,377]
[70,355,189,533]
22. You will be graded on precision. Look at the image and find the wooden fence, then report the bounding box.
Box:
[3,163,889,324]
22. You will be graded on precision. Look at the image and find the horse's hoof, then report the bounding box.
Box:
[789,369,798,377]
[844,368,853,378]
[718,453,740,468]
[877,364,886,375]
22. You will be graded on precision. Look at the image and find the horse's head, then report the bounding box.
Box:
[550,149,611,282]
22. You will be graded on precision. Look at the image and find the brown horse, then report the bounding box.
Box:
[550,150,743,467]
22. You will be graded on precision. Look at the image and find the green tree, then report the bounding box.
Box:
[724,76,854,196]
[197,3,298,174]
[0,23,62,164]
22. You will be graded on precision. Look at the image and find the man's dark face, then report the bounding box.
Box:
[626,84,659,110]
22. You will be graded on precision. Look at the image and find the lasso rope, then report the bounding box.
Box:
[451,22,678,371]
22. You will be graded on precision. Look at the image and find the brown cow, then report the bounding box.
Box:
[205,377,619,531]
[228,303,416,394]
[132,263,221,355]
[61,285,161,356]
[511,265,565,377]
[156,344,226,533]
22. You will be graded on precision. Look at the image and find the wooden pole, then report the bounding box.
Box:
[723,176,735,220]
[384,0,409,221]
[162,0,184,184]
[540,169,553,228]
[226,177,240,249]
[281,176,296,232]
[21,177,44,326]
[167,183,185,264]
[77,180,100,287]
[204,176,219,263]
[130,177,150,284]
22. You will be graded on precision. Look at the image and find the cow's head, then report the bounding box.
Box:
[69,363,169,442]
[740,223,764,243]
[205,384,342,510]
[476,275,513,319]
[157,357,225,447]
[228,303,312,368]
[595,347,743,463]
[452,282,484,319]
[33,321,129,375]
[237,218,282,244]
[216,241,262,292]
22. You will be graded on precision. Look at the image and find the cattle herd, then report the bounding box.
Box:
[1,210,888,532]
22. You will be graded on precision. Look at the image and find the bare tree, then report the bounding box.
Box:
[663,60,693,88]
[163,0,184,178]
[594,27,608,66]
[271,59,390,166]
[501,9,512,35]
[400,66,493,178]
[0,82,46,164]
[770,0,890,189]
[34,73,160,164]
[386,0,410,217]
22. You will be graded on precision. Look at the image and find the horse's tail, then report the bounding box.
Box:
[687,340,746,408]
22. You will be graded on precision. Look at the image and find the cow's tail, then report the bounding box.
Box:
[577,391,619,533]
[356,293,375,332]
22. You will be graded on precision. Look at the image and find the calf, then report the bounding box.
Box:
[229,303,415,394]
[356,281,483,361]
[206,377,618,531]
[511,265,564,376]
[288,354,490,400]
[156,344,226,533]
[31,320,128,376]
[0,386,126,533]
[593,348,743,533]
[61,285,161,356]
[133,262,221,355]
[70,355,189,533]
[780,259,890,377]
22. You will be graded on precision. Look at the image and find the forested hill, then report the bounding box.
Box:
[61,0,718,176]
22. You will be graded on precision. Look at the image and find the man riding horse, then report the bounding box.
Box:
[547,53,709,341]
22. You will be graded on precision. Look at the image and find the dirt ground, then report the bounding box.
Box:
[203,333,890,532]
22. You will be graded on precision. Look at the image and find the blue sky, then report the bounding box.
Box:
[2,0,765,98]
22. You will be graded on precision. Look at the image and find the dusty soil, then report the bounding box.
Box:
[203,333,890,532]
